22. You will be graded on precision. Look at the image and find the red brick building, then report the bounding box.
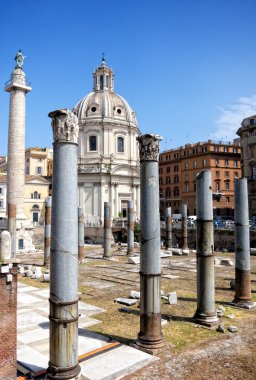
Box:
[159,140,241,218]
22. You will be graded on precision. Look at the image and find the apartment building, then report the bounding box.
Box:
[159,139,241,218]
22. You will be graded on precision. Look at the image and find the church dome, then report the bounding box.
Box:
[73,57,138,129]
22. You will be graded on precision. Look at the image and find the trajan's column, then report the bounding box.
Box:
[5,51,34,253]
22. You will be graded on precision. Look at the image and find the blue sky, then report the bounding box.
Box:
[1,0,256,154]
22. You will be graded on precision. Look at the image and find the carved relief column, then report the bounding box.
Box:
[47,109,81,380]
[136,134,165,354]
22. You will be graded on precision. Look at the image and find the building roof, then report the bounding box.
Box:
[73,58,138,129]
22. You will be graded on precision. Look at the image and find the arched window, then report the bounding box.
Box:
[100,75,103,90]
[117,136,124,153]
[89,136,97,151]
[32,191,40,199]
[166,188,171,197]
[106,75,109,88]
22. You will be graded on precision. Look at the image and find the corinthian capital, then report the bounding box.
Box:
[137,134,162,162]
[48,109,79,144]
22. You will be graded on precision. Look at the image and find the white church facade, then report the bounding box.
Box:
[73,57,140,224]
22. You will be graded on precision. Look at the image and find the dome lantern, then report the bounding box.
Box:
[93,54,114,92]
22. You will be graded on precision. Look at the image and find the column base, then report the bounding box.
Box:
[134,334,165,355]
[193,312,219,327]
[46,363,82,380]
[230,300,256,310]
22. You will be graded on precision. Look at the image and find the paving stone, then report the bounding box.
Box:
[128,256,140,265]
[220,259,233,266]
[114,298,137,306]
[227,325,238,333]
[216,324,225,333]
[130,290,140,299]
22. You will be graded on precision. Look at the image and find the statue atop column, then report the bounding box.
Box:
[15,50,25,68]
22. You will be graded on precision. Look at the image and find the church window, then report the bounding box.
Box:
[117,108,122,114]
[117,136,124,153]
[100,75,103,90]
[89,136,97,151]
[91,107,97,112]
[36,167,42,175]
[106,75,109,88]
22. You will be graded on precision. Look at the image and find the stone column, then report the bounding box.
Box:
[8,203,16,258]
[44,196,51,266]
[78,207,85,262]
[46,109,81,380]
[181,204,188,250]
[5,58,31,221]
[232,178,255,308]
[103,202,111,258]
[165,206,172,250]
[136,134,165,354]
[127,200,134,256]
[193,170,219,326]
[136,185,140,218]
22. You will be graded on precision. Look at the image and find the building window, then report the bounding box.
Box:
[26,167,29,174]
[166,177,170,184]
[193,160,198,168]
[202,146,207,153]
[117,136,124,153]
[106,75,109,88]
[32,212,39,223]
[216,181,220,192]
[159,188,163,197]
[159,156,163,161]
[174,187,179,196]
[234,160,238,168]
[224,146,228,152]
[214,146,219,152]
[233,147,238,153]
[225,159,229,167]
[225,181,230,190]
[166,166,170,173]
[185,174,189,182]
[166,201,171,207]
[100,75,103,90]
[89,135,97,151]
[215,158,219,166]
[18,239,24,250]
[174,165,179,172]
[36,167,42,175]
[38,158,43,162]
[252,165,256,180]
[193,148,198,154]
[225,171,229,177]
[159,178,163,185]
[0,200,3,208]
[226,197,230,203]
[250,118,254,125]
[166,154,170,160]
[159,168,163,174]
[185,183,189,192]
[185,161,189,170]
[32,191,40,200]
[166,188,171,197]
[216,171,220,177]
[234,172,239,178]
[174,153,179,159]
[194,183,196,191]
[0,187,2,194]
[202,159,206,168]
[174,175,179,183]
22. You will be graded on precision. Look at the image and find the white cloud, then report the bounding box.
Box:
[215,95,256,140]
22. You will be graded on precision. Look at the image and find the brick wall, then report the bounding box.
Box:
[0,268,17,380]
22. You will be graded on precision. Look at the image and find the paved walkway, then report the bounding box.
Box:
[17,283,156,379]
